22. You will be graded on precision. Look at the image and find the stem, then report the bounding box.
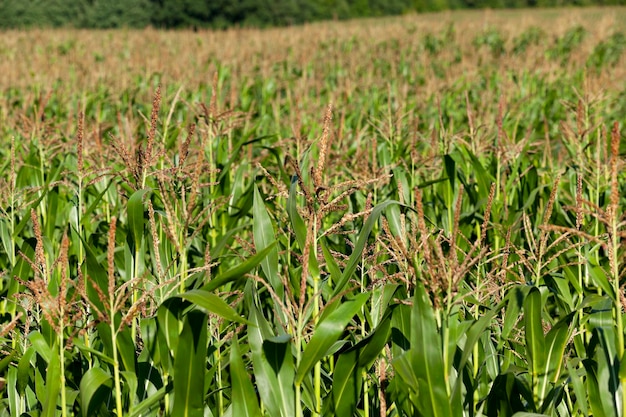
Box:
[216,345,224,416]
[363,369,369,417]
[132,248,140,343]
[312,215,321,417]
[59,324,67,417]
[611,216,625,417]
[111,321,123,417]
[295,320,303,417]
[295,381,302,417]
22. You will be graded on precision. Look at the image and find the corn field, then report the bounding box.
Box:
[0,7,625,417]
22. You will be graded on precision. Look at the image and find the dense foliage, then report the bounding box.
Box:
[0,8,626,417]
[0,0,625,29]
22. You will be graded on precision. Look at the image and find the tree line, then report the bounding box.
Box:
[0,0,623,29]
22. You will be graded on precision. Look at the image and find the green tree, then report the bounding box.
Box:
[81,0,152,28]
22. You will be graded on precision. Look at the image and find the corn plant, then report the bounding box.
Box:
[0,8,625,417]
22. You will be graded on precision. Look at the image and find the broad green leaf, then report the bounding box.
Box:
[410,281,456,417]
[0,218,14,265]
[332,313,391,415]
[75,229,109,312]
[584,358,612,417]
[385,201,404,244]
[467,150,493,200]
[253,184,281,298]
[201,243,277,292]
[321,238,342,286]
[82,180,114,224]
[248,307,294,417]
[0,349,16,373]
[17,347,35,395]
[392,352,419,394]
[128,385,169,417]
[332,348,360,416]
[501,286,530,345]
[566,360,587,416]
[79,367,113,417]
[7,366,20,416]
[13,161,63,238]
[175,289,249,324]
[73,338,115,365]
[287,177,307,249]
[29,331,53,363]
[369,284,399,328]
[172,310,207,417]
[444,153,457,193]
[121,371,138,408]
[543,313,573,385]
[296,292,369,384]
[41,343,61,417]
[127,188,151,252]
[230,335,262,417]
[117,326,137,373]
[332,201,403,297]
[156,299,182,374]
[524,287,546,405]
[451,297,506,410]
[391,303,412,355]
[588,265,615,301]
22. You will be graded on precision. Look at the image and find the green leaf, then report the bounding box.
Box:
[156,299,182,374]
[75,230,109,312]
[332,313,392,415]
[566,360,587,416]
[0,218,14,265]
[74,338,115,365]
[128,385,169,417]
[524,287,546,405]
[117,326,137,373]
[13,162,63,238]
[248,307,294,417]
[82,180,114,224]
[253,184,281,298]
[543,313,573,384]
[385,202,404,243]
[17,347,34,395]
[296,292,369,384]
[332,201,403,297]
[172,310,207,417]
[451,298,506,410]
[201,243,277,292]
[41,343,61,417]
[287,177,307,249]
[127,188,151,252]
[321,238,342,286]
[29,331,53,363]
[501,286,530,345]
[444,153,456,193]
[409,281,455,417]
[175,289,249,324]
[584,358,612,417]
[80,367,113,417]
[230,335,262,417]
[6,366,20,416]
[332,348,361,416]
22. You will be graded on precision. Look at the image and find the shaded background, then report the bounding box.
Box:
[0,0,624,29]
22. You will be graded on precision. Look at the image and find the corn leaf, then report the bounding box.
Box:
[296,292,369,384]
[409,281,455,417]
[172,310,207,417]
[230,335,262,417]
[79,367,113,417]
